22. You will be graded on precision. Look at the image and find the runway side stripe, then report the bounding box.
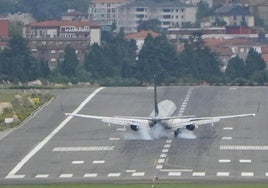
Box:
[53,146,114,151]
[241,172,254,177]
[220,145,268,150]
[168,172,181,176]
[192,172,205,176]
[5,87,104,179]
[59,174,73,178]
[107,173,121,177]
[132,172,145,177]
[217,172,229,177]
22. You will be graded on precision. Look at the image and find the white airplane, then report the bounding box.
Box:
[66,84,255,138]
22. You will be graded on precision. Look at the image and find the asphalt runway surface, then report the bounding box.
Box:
[0,86,267,183]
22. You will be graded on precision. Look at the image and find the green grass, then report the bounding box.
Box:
[0,184,267,188]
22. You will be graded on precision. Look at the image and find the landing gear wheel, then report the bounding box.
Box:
[174,129,181,138]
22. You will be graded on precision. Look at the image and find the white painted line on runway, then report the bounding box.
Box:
[126,170,136,173]
[5,87,104,179]
[109,137,120,141]
[160,169,193,172]
[84,173,97,178]
[72,161,84,164]
[156,165,163,169]
[221,137,232,140]
[108,173,121,177]
[116,128,127,131]
[132,172,145,177]
[59,174,73,178]
[5,174,25,179]
[35,174,49,178]
[157,159,165,164]
[266,172,268,177]
[239,159,251,163]
[53,146,114,151]
[192,172,205,177]
[168,172,181,176]
[160,154,167,158]
[164,144,170,148]
[220,145,268,150]
[241,172,254,177]
[219,159,231,163]
[223,127,233,130]
[93,160,105,164]
[217,172,229,177]
[166,139,172,144]
[162,149,169,153]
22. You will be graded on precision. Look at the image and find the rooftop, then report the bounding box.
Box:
[215,4,252,16]
[28,20,99,28]
[125,30,159,40]
[121,0,194,9]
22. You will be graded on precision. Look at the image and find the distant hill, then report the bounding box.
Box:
[0,0,89,21]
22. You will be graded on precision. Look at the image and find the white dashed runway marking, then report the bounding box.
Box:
[72,161,84,164]
[192,172,205,177]
[108,173,121,177]
[93,160,105,164]
[84,173,97,178]
[35,174,49,178]
[241,172,254,177]
[220,145,268,151]
[219,159,231,163]
[239,159,251,163]
[132,172,145,177]
[168,172,181,176]
[217,172,229,177]
[59,174,73,178]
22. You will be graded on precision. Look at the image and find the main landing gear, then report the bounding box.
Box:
[174,129,181,137]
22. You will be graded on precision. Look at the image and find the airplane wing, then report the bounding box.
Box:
[66,113,150,128]
[170,113,255,130]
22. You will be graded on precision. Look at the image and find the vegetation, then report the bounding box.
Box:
[0,32,267,86]
[0,91,52,131]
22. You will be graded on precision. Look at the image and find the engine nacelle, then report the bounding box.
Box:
[186,124,195,131]
[130,125,139,131]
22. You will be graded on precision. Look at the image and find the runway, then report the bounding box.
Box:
[0,86,268,183]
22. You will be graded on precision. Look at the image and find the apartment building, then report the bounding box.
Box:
[23,20,100,68]
[88,0,132,30]
[0,18,8,49]
[116,1,197,33]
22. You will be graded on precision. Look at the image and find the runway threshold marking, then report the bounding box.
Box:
[5,87,104,179]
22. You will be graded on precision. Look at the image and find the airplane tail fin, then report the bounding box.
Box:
[154,75,159,117]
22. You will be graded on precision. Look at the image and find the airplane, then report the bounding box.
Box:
[66,83,255,138]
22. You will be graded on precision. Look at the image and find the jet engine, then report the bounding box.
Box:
[130,125,139,131]
[186,124,195,131]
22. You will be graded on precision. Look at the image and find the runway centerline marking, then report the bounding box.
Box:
[5,87,104,179]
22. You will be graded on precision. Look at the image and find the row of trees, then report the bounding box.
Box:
[0,34,267,86]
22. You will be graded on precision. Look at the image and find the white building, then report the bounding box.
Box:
[116,1,197,33]
[88,0,133,30]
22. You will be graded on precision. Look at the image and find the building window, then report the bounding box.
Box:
[162,9,171,12]
[51,58,56,62]
[51,50,56,54]
[136,8,144,12]
[163,15,171,19]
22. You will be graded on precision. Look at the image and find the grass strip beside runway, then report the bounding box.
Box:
[0,184,268,188]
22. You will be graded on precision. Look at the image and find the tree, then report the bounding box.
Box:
[225,55,246,79]
[58,45,78,77]
[136,34,179,83]
[137,19,161,32]
[1,36,40,82]
[245,48,266,77]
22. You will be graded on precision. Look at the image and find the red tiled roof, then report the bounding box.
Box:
[125,30,159,40]
[262,46,268,54]
[28,20,99,28]
[262,54,268,63]
[0,19,8,38]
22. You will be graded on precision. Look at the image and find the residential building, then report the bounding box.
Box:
[116,1,197,33]
[88,0,132,30]
[180,0,213,8]
[62,9,89,21]
[212,4,254,27]
[8,12,35,25]
[23,20,100,69]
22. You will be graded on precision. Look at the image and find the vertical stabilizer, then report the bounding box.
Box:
[154,75,159,117]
